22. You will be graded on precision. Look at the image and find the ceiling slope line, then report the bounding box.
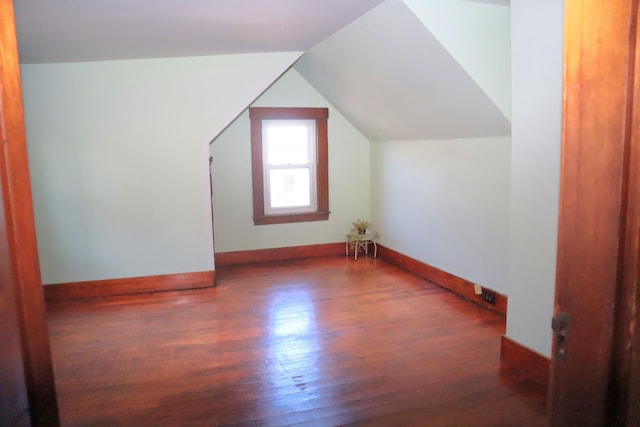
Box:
[295,0,510,141]
[207,52,304,145]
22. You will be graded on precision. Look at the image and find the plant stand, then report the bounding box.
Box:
[346,232,378,260]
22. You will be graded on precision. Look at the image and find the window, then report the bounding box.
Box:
[250,107,329,225]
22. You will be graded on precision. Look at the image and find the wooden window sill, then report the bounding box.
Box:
[253,212,330,225]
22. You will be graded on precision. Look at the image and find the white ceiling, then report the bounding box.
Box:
[14,0,510,141]
[295,0,510,140]
[14,0,386,64]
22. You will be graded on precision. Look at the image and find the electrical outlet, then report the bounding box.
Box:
[482,291,496,305]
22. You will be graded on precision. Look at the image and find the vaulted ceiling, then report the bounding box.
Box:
[14,0,510,141]
[295,0,510,140]
[14,0,387,63]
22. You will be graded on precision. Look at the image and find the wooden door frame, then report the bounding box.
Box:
[550,0,639,425]
[0,0,60,425]
[1,0,638,425]
[611,0,640,422]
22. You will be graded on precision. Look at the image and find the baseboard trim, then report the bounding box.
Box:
[215,242,344,267]
[377,245,507,316]
[44,270,216,301]
[500,335,550,386]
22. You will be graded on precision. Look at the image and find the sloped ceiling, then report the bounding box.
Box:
[294,0,510,141]
[405,0,511,120]
[14,0,510,142]
[14,0,386,63]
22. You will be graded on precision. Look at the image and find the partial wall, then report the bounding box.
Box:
[370,137,511,295]
[21,53,300,284]
[210,69,371,253]
[506,0,564,357]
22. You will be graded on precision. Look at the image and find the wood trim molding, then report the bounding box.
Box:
[550,1,639,424]
[249,107,329,120]
[216,243,344,267]
[44,270,216,302]
[377,245,507,316]
[501,335,550,387]
[253,211,329,225]
[249,107,329,226]
[615,2,640,423]
[0,1,60,424]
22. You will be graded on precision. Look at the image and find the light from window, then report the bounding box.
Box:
[263,120,316,214]
[249,107,329,225]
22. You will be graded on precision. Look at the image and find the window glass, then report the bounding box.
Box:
[249,107,329,225]
[264,120,314,165]
[268,168,311,209]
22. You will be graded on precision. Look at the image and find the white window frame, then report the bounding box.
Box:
[262,119,318,215]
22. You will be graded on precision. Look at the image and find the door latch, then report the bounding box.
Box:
[551,312,570,361]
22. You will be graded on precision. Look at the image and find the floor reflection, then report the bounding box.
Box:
[264,288,328,416]
[270,289,315,337]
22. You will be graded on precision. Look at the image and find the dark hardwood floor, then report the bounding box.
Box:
[46,256,547,426]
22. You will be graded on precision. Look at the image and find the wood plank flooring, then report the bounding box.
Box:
[46,257,547,426]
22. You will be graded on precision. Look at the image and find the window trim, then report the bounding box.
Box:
[250,107,329,225]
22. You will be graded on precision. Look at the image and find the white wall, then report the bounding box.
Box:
[210,69,370,252]
[21,53,300,284]
[506,0,564,357]
[370,137,511,295]
[404,0,511,120]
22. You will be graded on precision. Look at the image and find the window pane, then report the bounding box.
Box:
[269,168,311,208]
[264,121,314,165]
[250,107,328,224]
